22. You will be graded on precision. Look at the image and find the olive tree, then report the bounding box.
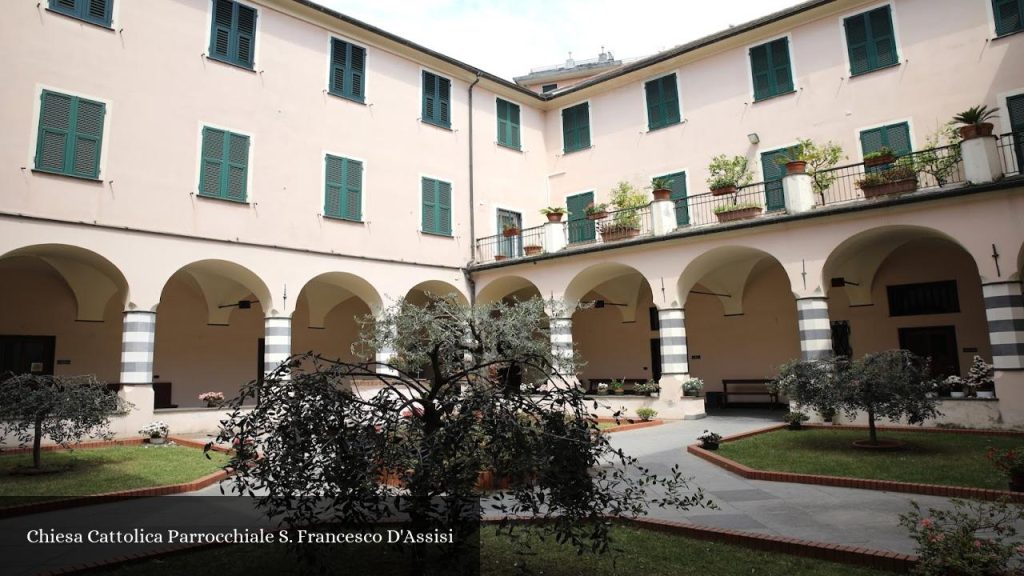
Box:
[0,373,129,469]
[209,295,708,570]
[776,350,940,444]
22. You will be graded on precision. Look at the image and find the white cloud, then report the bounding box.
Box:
[315,0,807,80]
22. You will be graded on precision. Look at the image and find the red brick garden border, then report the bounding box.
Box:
[596,417,665,433]
[688,423,1024,503]
[0,436,232,519]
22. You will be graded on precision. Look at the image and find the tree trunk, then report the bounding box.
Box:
[867,409,877,445]
[33,416,43,469]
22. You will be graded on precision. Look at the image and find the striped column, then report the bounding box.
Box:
[658,308,688,375]
[550,317,574,374]
[796,297,833,361]
[120,311,156,384]
[983,282,1024,370]
[263,317,292,377]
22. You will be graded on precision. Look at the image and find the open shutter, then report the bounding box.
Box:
[344,159,363,221]
[324,155,343,217]
[226,132,249,201]
[235,3,256,67]
[844,13,870,75]
[210,0,233,61]
[771,38,794,94]
[199,127,225,197]
[72,98,105,178]
[750,44,772,101]
[870,6,898,68]
[421,178,436,233]
[35,91,72,174]
[437,180,452,235]
[993,0,1022,36]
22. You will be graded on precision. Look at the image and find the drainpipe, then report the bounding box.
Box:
[466,73,482,306]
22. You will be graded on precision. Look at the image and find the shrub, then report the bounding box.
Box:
[706,155,753,190]
[609,181,648,229]
[636,407,658,422]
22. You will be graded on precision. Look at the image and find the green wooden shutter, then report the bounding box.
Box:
[199,127,225,198]
[234,3,256,67]
[496,98,509,146]
[438,77,450,127]
[562,103,590,152]
[659,171,688,226]
[508,101,521,149]
[645,75,679,130]
[761,148,792,211]
[35,91,105,179]
[1008,94,1024,172]
[845,6,898,75]
[423,72,435,123]
[344,159,363,221]
[496,98,521,149]
[422,72,450,128]
[324,155,343,218]
[860,122,911,157]
[225,132,249,201]
[566,192,595,243]
[993,0,1023,36]
[844,13,871,75]
[72,98,105,179]
[771,38,794,94]
[35,91,72,174]
[869,6,897,68]
[349,44,365,100]
[209,0,256,68]
[437,180,451,235]
[561,106,576,152]
[48,0,112,26]
[749,44,772,101]
[330,39,366,101]
[644,79,663,130]
[210,0,233,61]
[421,178,436,233]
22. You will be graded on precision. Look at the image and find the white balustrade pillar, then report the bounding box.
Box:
[962,136,1003,185]
[783,173,815,214]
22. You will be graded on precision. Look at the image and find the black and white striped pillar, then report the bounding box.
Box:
[658,308,688,375]
[983,282,1024,370]
[119,311,156,384]
[263,317,291,376]
[796,297,833,361]
[550,317,574,374]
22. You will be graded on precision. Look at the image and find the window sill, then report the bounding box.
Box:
[31,169,103,183]
[45,8,113,30]
[323,214,364,224]
[562,145,593,155]
[992,28,1024,41]
[420,230,453,238]
[421,119,453,131]
[753,90,797,104]
[327,91,366,105]
[848,61,901,79]
[196,193,249,205]
[496,142,523,152]
[646,120,682,133]
[205,55,256,73]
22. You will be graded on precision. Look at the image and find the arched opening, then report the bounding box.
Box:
[476,276,543,305]
[0,244,128,382]
[678,246,798,404]
[405,281,468,307]
[823,226,988,379]
[292,272,382,366]
[154,260,272,408]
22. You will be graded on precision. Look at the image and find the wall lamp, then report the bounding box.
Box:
[747,133,760,145]
[830,277,860,287]
[219,299,257,309]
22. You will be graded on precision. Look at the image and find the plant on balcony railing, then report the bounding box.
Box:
[585,202,609,220]
[713,202,762,222]
[784,138,846,200]
[863,146,896,167]
[856,160,918,198]
[540,206,566,223]
[952,104,999,140]
[907,125,962,186]
[706,154,753,196]
[650,176,674,200]
[600,181,647,240]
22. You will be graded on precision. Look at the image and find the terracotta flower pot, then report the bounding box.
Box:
[545,213,564,223]
[860,179,918,199]
[494,255,508,261]
[863,154,895,168]
[785,160,807,174]
[502,228,520,238]
[715,206,763,222]
[958,123,994,140]
[586,211,608,221]
[652,188,672,201]
[524,245,542,256]
[600,225,641,241]
[710,185,737,196]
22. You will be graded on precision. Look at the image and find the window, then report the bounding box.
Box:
[199,127,250,202]
[48,0,112,27]
[421,177,452,236]
[844,5,898,76]
[644,74,681,130]
[329,39,366,102]
[749,38,794,101]
[541,83,557,93]
[209,0,257,69]
[887,280,960,317]
[324,155,362,221]
[496,98,521,150]
[561,102,591,153]
[993,0,1024,36]
[566,191,595,244]
[860,122,912,158]
[34,90,106,180]
[422,71,451,129]
[657,171,688,226]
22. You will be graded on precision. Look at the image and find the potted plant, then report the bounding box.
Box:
[198,391,224,408]
[966,355,996,399]
[952,105,999,140]
[714,202,763,222]
[863,146,896,168]
[636,407,658,422]
[596,382,609,396]
[706,154,753,196]
[494,254,508,261]
[778,144,808,174]
[856,162,918,198]
[139,421,169,445]
[784,411,810,430]
[987,447,1024,491]
[610,379,626,395]
[635,380,660,398]
[502,223,521,238]
[682,377,703,397]
[600,181,647,241]
[585,202,609,220]
[540,207,566,223]
[697,430,722,450]
[910,125,963,187]
[523,244,543,256]
[945,375,966,398]
[650,177,674,201]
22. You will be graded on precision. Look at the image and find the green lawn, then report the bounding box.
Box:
[0,444,230,499]
[716,428,1020,490]
[104,525,892,575]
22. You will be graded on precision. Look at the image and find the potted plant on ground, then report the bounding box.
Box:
[198,391,224,408]
[139,421,169,445]
[945,375,966,398]
[714,202,763,222]
[585,202,609,220]
[784,411,810,430]
[540,206,567,223]
[523,244,543,256]
[596,382,609,396]
[952,105,999,140]
[697,430,722,450]
[610,379,626,395]
[600,181,647,241]
[966,355,995,399]
[863,146,896,168]
[682,377,704,397]
[706,154,753,196]
[635,380,660,398]
[636,407,658,422]
[856,161,918,198]
[650,176,674,201]
[986,447,1024,491]
[502,223,521,237]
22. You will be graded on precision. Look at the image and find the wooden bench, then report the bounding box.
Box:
[722,379,779,408]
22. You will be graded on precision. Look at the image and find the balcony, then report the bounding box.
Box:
[472,132,1023,266]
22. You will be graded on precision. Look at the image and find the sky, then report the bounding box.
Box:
[316,0,809,81]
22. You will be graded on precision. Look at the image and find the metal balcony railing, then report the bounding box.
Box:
[997,131,1024,177]
[815,144,964,207]
[567,204,653,247]
[475,225,545,263]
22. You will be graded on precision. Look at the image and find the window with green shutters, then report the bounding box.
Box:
[992,0,1024,36]
[48,0,112,27]
[749,37,794,101]
[860,122,912,159]
[561,102,591,154]
[644,74,681,131]
[566,192,595,244]
[421,177,452,236]
[843,5,899,76]
[198,127,250,202]
[422,71,451,129]
[329,38,366,102]
[496,98,521,150]
[657,171,689,226]
[208,0,257,69]
[324,155,362,221]
[34,90,106,180]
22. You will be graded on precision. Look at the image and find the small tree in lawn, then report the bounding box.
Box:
[209,295,710,572]
[0,374,129,470]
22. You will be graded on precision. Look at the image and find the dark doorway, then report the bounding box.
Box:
[898,325,959,378]
[831,320,852,358]
[649,338,662,381]
[257,337,265,384]
[0,335,56,377]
